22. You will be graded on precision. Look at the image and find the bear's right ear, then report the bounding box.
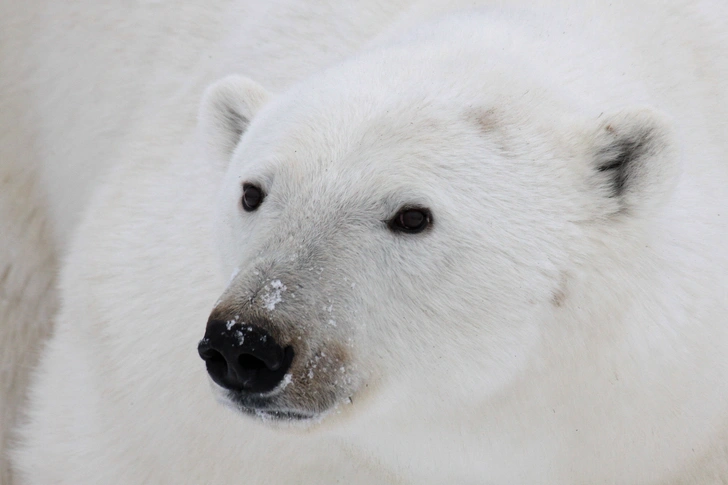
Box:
[198,75,271,167]
[583,107,680,218]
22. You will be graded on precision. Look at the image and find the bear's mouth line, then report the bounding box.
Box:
[239,405,317,421]
[220,390,320,421]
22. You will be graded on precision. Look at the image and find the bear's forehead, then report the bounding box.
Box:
[239,44,577,170]
[236,90,566,195]
[229,35,586,206]
[236,107,491,200]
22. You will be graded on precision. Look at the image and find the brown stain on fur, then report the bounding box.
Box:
[551,271,569,307]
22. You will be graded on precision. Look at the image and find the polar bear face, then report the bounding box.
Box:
[196,36,678,424]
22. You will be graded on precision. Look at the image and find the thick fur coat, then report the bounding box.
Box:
[2,1,727,483]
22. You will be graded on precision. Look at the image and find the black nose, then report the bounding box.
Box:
[198,320,294,393]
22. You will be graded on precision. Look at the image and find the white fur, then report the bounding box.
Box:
[5,0,728,484]
[0,3,58,484]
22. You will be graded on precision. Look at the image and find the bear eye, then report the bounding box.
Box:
[388,207,432,234]
[241,184,264,212]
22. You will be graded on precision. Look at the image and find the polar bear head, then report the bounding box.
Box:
[195,24,679,425]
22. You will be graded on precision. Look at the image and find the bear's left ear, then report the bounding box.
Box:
[198,75,271,168]
[586,107,680,217]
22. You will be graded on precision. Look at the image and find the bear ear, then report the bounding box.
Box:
[198,75,271,168]
[586,107,680,217]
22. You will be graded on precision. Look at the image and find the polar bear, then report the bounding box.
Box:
[8,0,728,484]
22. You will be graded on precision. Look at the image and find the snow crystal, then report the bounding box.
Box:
[280,373,293,389]
[228,267,240,284]
[261,279,286,311]
[254,409,272,422]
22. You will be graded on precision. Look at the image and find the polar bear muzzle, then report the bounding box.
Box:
[197,291,355,422]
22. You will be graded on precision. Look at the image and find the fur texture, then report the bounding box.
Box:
[5,0,728,484]
[0,4,58,484]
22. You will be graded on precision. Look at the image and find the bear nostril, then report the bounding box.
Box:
[197,343,230,383]
[198,346,223,363]
[237,353,268,371]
